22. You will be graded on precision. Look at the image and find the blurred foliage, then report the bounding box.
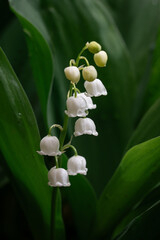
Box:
[0,0,160,239]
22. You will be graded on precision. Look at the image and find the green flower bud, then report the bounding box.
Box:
[64,66,80,84]
[88,41,101,54]
[82,65,97,82]
[94,50,108,67]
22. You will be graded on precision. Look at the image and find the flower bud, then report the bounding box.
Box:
[74,118,98,137]
[94,50,108,67]
[84,79,107,97]
[82,65,97,82]
[67,155,88,176]
[37,135,61,156]
[48,167,71,187]
[64,66,80,84]
[88,41,101,54]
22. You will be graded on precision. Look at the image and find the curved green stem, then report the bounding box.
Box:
[59,83,73,149]
[76,43,88,66]
[69,59,76,66]
[71,83,81,97]
[62,144,78,156]
[48,124,63,135]
[58,43,89,164]
[75,88,80,94]
[59,113,69,149]
[79,56,90,66]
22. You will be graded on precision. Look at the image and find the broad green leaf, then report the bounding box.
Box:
[126,98,160,150]
[95,136,160,238]
[0,19,28,76]
[61,155,97,240]
[114,201,160,240]
[112,184,160,239]
[0,18,45,133]
[144,28,160,111]
[9,0,54,127]
[0,48,52,239]
[107,0,160,79]
[107,0,160,122]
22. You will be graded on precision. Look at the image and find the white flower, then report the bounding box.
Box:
[67,155,88,175]
[84,79,107,97]
[48,167,71,187]
[64,66,80,84]
[82,65,97,82]
[37,135,61,156]
[65,95,88,117]
[74,118,98,136]
[94,50,108,67]
[77,93,96,110]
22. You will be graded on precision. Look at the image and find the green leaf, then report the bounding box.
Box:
[111,184,160,239]
[95,136,160,238]
[61,155,97,240]
[107,0,160,121]
[114,201,160,240]
[9,0,54,127]
[144,28,160,110]
[107,0,160,78]
[0,48,52,239]
[126,98,160,150]
[0,18,46,133]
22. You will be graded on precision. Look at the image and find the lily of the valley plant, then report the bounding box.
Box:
[37,41,108,187]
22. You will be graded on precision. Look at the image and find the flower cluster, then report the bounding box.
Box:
[37,41,108,187]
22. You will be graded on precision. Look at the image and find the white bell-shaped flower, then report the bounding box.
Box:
[48,167,71,187]
[74,118,98,136]
[77,93,96,110]
[82,65,97,82]
[64,66,80,84]
[84,79,107,97]
[37,135,61,156]
[65,95,88,117]
[94,50,108,67]
[67,155,88,175]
